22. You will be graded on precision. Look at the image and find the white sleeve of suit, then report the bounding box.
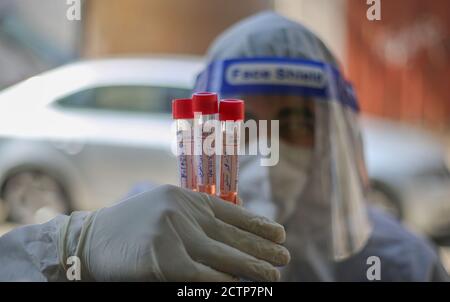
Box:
[0,214,70,281]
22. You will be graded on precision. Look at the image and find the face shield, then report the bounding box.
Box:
[194,57,372,278]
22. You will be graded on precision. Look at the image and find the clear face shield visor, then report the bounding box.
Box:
[195,57,372,265]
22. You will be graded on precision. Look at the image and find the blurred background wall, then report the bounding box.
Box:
[0,0,81,88]
[347,0,450,131]
[83,0,273,56]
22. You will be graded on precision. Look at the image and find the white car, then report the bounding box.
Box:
[0,56,203,223]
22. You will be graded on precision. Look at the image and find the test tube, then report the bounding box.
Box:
[192,92,219,195]
[219,99,244,204]
[172,98,196,190]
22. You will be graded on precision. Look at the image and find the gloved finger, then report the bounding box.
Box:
[190,262,239,282]
[206,194,286,244]
[206,218,290,266]
[157,209,236,282]
[155,243,238,282]
[188,237,281,282]
[168,210,280,282]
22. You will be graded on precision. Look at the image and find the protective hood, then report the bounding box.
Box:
[195,11,372,281]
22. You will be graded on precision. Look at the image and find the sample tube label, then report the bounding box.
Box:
[177,129,196,190]
[220,132,239,202]
[195,129,216,194]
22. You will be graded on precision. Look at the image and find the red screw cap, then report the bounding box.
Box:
[172,98,193,119]
[219,99,245,121]
[192,92,219,115]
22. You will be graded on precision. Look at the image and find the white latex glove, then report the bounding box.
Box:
[58,185,290,281]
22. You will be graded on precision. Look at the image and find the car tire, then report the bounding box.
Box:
[1,171,70,224]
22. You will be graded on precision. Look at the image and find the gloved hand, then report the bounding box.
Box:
[58,185,290,281]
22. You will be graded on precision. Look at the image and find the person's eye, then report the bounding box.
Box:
[302,108,314,120]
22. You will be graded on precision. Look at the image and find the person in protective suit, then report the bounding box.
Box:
[0,11,448,282]
[193,11,449,281]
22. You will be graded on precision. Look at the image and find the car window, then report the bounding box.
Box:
[55,85,191,114]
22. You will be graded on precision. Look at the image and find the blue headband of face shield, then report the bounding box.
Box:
[194,57,359,112]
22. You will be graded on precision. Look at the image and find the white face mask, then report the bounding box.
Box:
[269,141,313,223]
[239,154,277,220]
[239,141,313,223]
